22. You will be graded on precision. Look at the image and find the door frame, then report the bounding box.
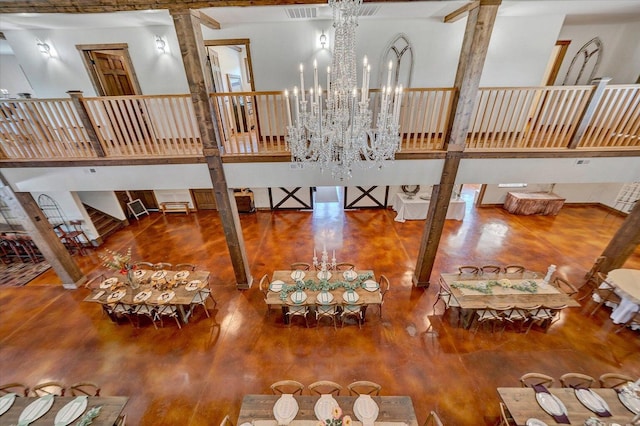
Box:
[76,43,142,96]
[204,38,255,92]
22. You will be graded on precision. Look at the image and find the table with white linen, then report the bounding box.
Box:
[238,395,418,426]
[607,268,640,328]
[391,193,466,222]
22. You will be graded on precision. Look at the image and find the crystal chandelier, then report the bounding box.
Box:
[285,0,403,180]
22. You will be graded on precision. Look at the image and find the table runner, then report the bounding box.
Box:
[533,385,570,424]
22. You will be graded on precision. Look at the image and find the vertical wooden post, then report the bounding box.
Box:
[67,90,106,157]
[413,0,501,287]
[170,9,252,289]
[567,77,611,149]
[600,200,640,272]
[0,176,85,288]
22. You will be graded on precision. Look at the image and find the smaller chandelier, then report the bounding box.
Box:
[285,0,403,180]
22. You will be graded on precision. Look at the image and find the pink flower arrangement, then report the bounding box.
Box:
[318,406,352,426]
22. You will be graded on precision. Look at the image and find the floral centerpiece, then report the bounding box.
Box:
[98,247,138,288]
[318,407,352,426]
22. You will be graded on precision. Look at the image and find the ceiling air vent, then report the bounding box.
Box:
[285,7,318,19]
[358,5,380,17]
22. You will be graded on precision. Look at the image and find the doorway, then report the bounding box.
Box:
[190,189,218,210]
[77,43,141,96]
[115,190,158,219]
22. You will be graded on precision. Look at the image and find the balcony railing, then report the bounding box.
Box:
[0,84,638,161]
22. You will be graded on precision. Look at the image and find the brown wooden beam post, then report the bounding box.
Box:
[0,175,85,288]
[413,0,500,287]
[600,200,640,273]
[567,77,611,149]
[67,90,106,157]
[170,9,252,289]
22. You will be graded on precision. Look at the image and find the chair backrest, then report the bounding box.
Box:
[114,414,127,426]
[308,380,343,396]
[560,373,596,388]
[31,381,66,397]
[552,277,578,297]
[83,273,107,289]
[520,373,554,388]
[134,261,154,269]
[154,262,172,270]
[585,256,606,281]
[424,411,444,426]
[270,380,305,395]
[335,262,355,271]
[290,262,311,271]
[259,274,270,298]
[220,414,235,426]
[596,272,615,290]
[499,402,513,426]
[347,380,382,396]
[503,265,525,274]
[481,265,502,274]
[379,275,390,298]
[599,373,634,389]
[0,382,29,397]
[69,382,101,396]
[458,265,480,274]
[175,263,197,271]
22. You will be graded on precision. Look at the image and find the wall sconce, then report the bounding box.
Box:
[155,36,166,53]
[319,30,327,49]
[36,40,51,56]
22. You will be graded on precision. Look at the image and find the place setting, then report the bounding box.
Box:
[99,277,118,289]
[157,291,175,304]
[291,270,306,281]
[174,270,190,281]
[343,269,358,281]
[133,290,152,303]
[107,289,126,303]
[363,280,379,292]
[185,280,203,291]
[290,290,307,304]
[270,280,284,292]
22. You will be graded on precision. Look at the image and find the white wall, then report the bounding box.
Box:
[78,190,126,220]
[0,54,35,97]
[3,24,188,98]
[153,189,194,209]
[556,21,640,84]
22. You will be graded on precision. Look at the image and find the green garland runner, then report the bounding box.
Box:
[451,279,538,295]
[279,272,374,301]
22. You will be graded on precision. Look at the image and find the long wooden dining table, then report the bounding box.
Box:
[439,272,580,328]
[0,396,128,425]
[498,387,636,425]
[83,268,211,323]
[238,394,418,426]
[267,270,381,323]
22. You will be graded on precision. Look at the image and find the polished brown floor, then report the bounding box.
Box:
[1,188,639,425]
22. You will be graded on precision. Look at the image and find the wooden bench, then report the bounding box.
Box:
[160,201,191,215]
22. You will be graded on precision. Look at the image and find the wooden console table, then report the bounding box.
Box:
[504,192,565,215]
[160,201,191,215]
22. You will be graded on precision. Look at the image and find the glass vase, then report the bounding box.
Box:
[127,269,139,289]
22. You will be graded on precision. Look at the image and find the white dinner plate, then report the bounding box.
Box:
[353,395,379,425]
[317,271,332,280]
[618,391,640,414]
[535,392,566,417]
[133,290,152,303]
[291,270,306,281]
[54,396,88,426]
[363,280,379,292]
[575,388,610,413]
[107,289,126,303]
[317,291,334,304]
[174,271,190,280]
[526,419,548,426]
[18,394,55,425]
[151,270,167,280]
[343,290,360,303]
[100,277,118,289]
[270,280,284,292]
[186,280,202,291]
[157,291,175,303]
[291,291,307,304]
[273,394,299,425]
[0,393,16,416]
[315,394,339,421]
[343,270,358,281]
[134,269,145,278]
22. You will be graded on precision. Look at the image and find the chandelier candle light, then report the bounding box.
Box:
[285,0,403,180]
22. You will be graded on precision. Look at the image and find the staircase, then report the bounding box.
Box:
[84,204,126,245]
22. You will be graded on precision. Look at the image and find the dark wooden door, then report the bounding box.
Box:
[128,190,158,210]
[91,51,136,96]
[190,189,217,210]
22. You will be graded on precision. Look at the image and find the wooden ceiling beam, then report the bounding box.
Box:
[198,11,220,30]
[0,0,407,14]
[443,1,479,23]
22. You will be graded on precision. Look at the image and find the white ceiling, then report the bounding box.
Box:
[0,1,639,31]
[0,0,639,55]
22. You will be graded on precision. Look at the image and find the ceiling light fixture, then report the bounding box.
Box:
[37,40,51,56]
[285,0,403,180]
[155,36,166,53]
